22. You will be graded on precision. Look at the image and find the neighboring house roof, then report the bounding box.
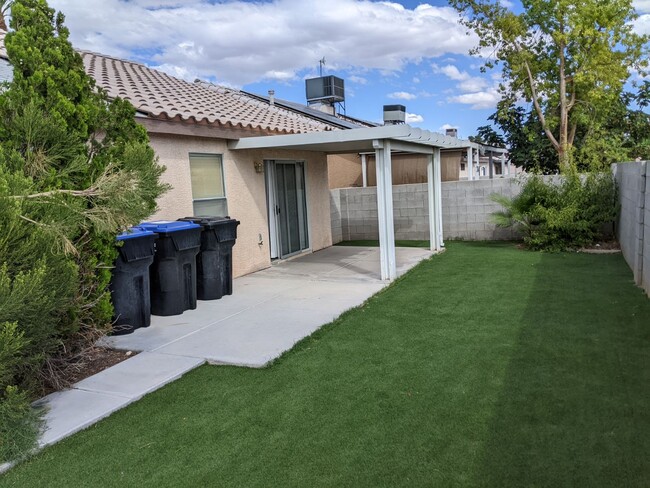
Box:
[80,51,339,134]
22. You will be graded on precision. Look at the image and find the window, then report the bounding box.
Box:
[189,153,227,217]
[460,163,466,171]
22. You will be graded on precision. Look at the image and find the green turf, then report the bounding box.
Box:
[335,239,430,248]
[3,242,650,487]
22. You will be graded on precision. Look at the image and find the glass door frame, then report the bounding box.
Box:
[265,159,311,260]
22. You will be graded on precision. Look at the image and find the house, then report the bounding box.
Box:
[0,31,472,281]
[80,49,345,278]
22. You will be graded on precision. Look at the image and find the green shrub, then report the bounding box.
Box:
[491,173,618,251]
[0,0,168,463]
[0,323,44,463]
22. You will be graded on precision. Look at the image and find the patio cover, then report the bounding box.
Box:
[228,124,469,280]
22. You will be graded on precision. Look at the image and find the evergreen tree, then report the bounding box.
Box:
[0,0,168,461]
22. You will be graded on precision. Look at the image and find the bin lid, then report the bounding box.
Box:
[116,227,156,241]
[180,216,239,229]
[139,220,201,234]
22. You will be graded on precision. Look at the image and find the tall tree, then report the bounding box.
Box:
[469,124,505,147]
[451,0,649,171]
[488,103,558,173]
[0,0,168,461]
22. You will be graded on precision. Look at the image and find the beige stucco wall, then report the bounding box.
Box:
[147,133,331,278]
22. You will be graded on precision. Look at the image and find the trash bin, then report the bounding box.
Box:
[110,227,156,335]
[179,217,240,300]
[139,220,202,316]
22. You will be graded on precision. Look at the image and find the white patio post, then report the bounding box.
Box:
[374,139,396,280]
[427,151,441,251]
[361,153,368,187]
[467,147,474,181]
[488,152,494,179]
[502,152,508,176]
[433,147,444,248]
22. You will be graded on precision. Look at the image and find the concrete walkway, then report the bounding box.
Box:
[24,246,433,459]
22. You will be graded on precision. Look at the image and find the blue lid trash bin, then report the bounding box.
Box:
[110,227,156,335]
[139,220,202,316]
[179,217,240,300]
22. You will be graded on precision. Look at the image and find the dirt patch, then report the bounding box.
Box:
[66,347,137,384]
[580,240,621,254]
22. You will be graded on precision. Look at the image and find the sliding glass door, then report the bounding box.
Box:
[266,161,309,259]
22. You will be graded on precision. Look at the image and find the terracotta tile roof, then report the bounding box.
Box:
[80,50,338,134]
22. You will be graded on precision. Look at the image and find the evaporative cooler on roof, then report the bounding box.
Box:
[305,76,345,104]
[383,105,406,125]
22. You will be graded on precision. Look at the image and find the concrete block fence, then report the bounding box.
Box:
[614,162,650,296]
[330,178,522,244]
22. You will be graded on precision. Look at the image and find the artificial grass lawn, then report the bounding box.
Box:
[3,242,650,487]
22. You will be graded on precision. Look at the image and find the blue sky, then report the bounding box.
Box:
[48,0,650,137]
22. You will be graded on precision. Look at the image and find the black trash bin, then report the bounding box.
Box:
[179,217,240,300]
[110,227,156,335]
[139,220,202,316]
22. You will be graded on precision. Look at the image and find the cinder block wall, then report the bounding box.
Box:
[329,191,343,244]
[613,162,649,296]
[330,178,522,244]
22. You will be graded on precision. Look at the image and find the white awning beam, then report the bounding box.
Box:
[228,124,474,152]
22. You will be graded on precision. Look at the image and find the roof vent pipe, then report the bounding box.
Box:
[268,89,275,106]
[445,128,458,138]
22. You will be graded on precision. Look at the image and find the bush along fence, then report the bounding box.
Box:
[614,162,650,296]
[330,179,522,244]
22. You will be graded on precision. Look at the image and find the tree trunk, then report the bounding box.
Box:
[558,34,571,173]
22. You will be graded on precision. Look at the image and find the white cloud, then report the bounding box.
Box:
[634,14,650,35]
[634,0,650,14]
[348,75,368,84]
[433,63,489,93]
[388,91,417,100]
[412,77,420,84]
[406,113,424,123]
[149,63,199,82]
[49,0,478,86]
[499,0,515,8]
[448,89,501,110]
[632,1,650,34]
[434,64,468,81]
[458,78,488,92]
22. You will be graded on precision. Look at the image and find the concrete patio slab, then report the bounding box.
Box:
[33,352,205,448]
[73,352,204,400]
[19,245,434,464]
[104,246,432,365]
[154,284,383,367]
[35,389,131,447]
